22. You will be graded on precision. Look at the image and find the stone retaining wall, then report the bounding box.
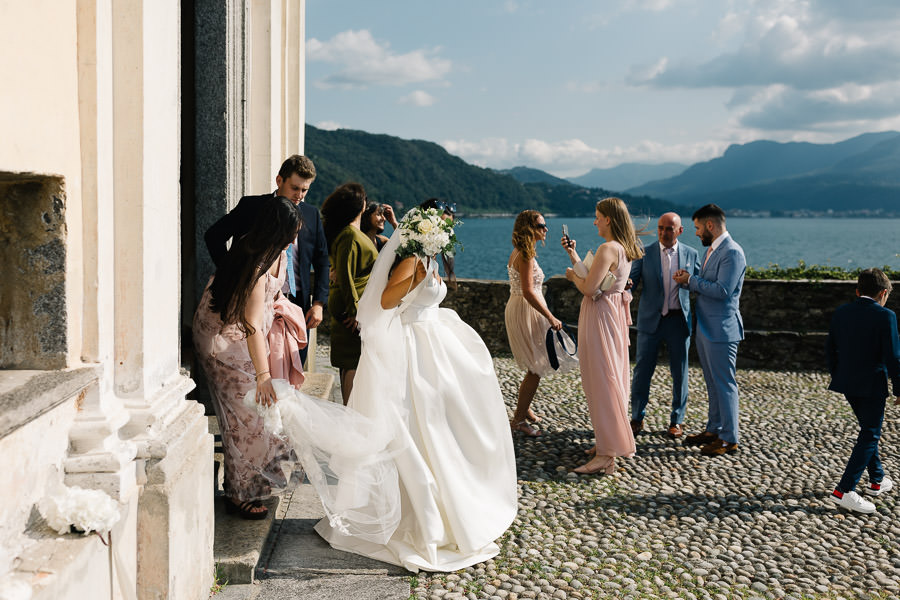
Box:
[443,278,899,371]
[319,278,897,371]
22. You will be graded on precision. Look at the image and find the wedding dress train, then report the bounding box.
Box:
[315,258,518,571]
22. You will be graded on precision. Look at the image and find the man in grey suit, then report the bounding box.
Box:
[674,204,746,456]
[629,213,701,438]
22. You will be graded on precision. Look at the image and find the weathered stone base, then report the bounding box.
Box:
[137,399,214,600]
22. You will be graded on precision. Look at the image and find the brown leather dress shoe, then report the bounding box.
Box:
[630,419,643,436]
[667,423,683,438]
[700,440,739,456]
[683,430,718,446]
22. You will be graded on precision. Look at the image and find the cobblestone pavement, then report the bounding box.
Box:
[407,356,900,600]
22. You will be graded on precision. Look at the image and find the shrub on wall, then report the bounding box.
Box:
[745,261,900,280]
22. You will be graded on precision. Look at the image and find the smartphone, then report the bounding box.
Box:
[562,224,570,241]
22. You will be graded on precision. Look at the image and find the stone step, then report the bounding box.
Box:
[210,371,335,584]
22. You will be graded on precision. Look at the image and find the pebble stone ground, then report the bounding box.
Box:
[313,341,900,600]
[405,354,900,600]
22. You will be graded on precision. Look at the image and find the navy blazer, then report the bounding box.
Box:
[688,234,746,343]
[204,193,330,313]
[826,297,900,399]
[629,241,700,335]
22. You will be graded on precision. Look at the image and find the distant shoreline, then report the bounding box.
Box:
[458,211,900,219]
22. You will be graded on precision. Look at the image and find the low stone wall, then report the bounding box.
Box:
[438,277,899,372]
[317,278,897,371]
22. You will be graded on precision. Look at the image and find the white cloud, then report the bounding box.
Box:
[307,30,451,89]
[315,120,342,131]
[627,0,900,132]
[737,83,900,131]
[399,90,437,107]
[634,1,900,90]
[623,0,674,11]
[441,136,727,177]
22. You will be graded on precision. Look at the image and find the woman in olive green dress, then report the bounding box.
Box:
[321,183,378,404]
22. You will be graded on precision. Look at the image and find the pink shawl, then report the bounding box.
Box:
[267,297,308,387]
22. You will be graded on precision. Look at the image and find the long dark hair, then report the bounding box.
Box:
[360,201,384,235]
[321,182,367,251]
[209,196,301,335]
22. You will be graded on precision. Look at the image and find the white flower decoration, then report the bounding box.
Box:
[38,485,120,536]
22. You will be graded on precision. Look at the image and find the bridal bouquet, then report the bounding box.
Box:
[396,207,462,260]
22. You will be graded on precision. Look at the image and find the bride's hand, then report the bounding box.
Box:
[255,374,277,407]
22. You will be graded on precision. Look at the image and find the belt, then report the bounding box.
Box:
[661,308,683,318]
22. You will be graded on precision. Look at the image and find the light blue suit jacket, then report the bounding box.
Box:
[688,234,746,343]
[630,241,700,335]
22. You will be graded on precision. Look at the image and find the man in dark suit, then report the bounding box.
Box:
[629,212,701,438]
[673,204,746,456]
[204,155,329,363]
[827,268,900,514]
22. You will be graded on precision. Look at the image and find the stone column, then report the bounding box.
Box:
[109,1,214,598]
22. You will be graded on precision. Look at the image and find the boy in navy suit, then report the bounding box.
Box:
[827,268,900,514]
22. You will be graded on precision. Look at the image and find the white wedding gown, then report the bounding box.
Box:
[315,259,518,572]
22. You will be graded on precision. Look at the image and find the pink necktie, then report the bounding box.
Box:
[703,246,712,269]
[662,247,674,316]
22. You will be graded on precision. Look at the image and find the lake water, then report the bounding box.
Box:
[448,217,900,280]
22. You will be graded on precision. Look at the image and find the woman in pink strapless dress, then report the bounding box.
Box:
[504,210,563,437]
[563,197,645,475]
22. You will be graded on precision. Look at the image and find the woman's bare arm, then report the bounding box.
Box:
[381,256,427,309]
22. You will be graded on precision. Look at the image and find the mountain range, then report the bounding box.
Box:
[625,131,900,213]
[569,162,687,191]
[304,125,900,217]
[304,125,681,217]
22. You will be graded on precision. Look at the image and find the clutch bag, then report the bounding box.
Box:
[582,250,617,297]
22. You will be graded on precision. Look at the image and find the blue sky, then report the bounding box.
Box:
[305,0,900,177]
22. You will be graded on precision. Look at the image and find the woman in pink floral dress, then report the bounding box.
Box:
[193,196,302,519]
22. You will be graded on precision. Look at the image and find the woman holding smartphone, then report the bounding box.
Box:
[505,210,563,436]
[563,197,644,474]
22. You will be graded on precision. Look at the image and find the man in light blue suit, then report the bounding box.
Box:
[629,213,701,438]
[674,204,746,456]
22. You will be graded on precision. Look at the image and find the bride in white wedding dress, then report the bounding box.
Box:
[314,205,518,572]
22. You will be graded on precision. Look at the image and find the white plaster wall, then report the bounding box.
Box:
[0,400,78,574]
[249,0,283,192]
[141,0,182,388]
[79,0,117,368]
[0,0,85,365]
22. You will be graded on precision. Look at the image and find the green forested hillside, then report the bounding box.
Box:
[304,125,683,216]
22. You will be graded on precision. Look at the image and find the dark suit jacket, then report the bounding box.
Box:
[629,241,700,335]
[204,193,330,313]
[826,297,900,399]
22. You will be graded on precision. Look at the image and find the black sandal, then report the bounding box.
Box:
[224,497,268,520]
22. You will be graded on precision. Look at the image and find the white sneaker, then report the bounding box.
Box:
[864,476,894,496]
[830,490,876,514]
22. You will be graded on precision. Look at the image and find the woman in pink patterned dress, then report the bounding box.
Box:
[193,196,302,519]
[563,197,644,475]
[505,210,563,437]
